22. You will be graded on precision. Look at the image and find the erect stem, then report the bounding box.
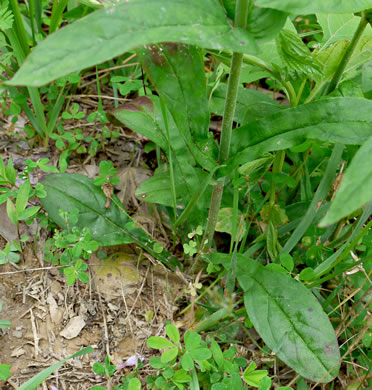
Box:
[202,0,249,252]
[326,10,371,94]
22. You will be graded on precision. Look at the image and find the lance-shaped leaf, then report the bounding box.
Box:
[320,135,372,226]
[137,43,216,171]
[255,0,372,14]
[236,255,340,383]
[8,0,256,87]
[228,97,372,170]
[41,173,179,269]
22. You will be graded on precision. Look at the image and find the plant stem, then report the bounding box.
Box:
[202,0,249,252]
[326,11,370,94]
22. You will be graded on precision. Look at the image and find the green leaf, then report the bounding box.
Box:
[166,323,180,345]
[18,347,93,390]
[209,85,282,124]
[92,362,105,375]
[128,378,142,390]
[18,206,40,221]
[317,13,372,50]
[320,135,372,226]
[0,364,11,381]
[161,347,179,363]
[229,98,372,170]
[184,331,202,351]
[16,180,31,215]
[147,336,176,350]
[236,255,340,383]
[181,352,195,370]
[210,339,225,372]
[9,0,256,87]
[41,174,133,246]
[172,369,192,383]
[243,367,268,387]
[255,0,372,13]
[276,30,322,79]
[0,319,11,329]
[137,43,215,171]
[189,348,212,361]
[6,198,17,225]
[279,253,294,272]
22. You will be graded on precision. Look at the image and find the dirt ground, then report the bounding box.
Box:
[0,238,190,389]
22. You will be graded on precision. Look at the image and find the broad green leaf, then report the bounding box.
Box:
[9,0,256,87]
[255,0,372,14]
[41,173,180,270]
[41,173,133,246]
[147,336,176,350]
[18,347,93,390]
[209,85,282,124]
[228,98,372,170]
[247,7,288,43]
[236,255,340,383]
[320,135,372,226]
[137,43,215,171]
[222,0,287,42]
[317,14,372,50]
[110,96,209,210]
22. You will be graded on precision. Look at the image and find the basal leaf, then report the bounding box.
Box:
[9,0,256,87]
[236,255,340,383]
[41,173,133,246]
[320,135,372,226]
[137,43,216,171]
[228,98,372,170]
[255,0,372,14]
[41,173,180,269]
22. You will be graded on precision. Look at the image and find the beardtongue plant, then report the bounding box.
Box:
[6,0,372,385]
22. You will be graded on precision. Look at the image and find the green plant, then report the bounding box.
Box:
[91,355,143,390]
[0,157,55,260]
[44,208,99,285]
[6,0,372,386]
[146,323,292,390]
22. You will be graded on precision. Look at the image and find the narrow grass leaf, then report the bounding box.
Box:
[18,346,93,390]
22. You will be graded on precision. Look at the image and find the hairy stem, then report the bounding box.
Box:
[202,0,249,252]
